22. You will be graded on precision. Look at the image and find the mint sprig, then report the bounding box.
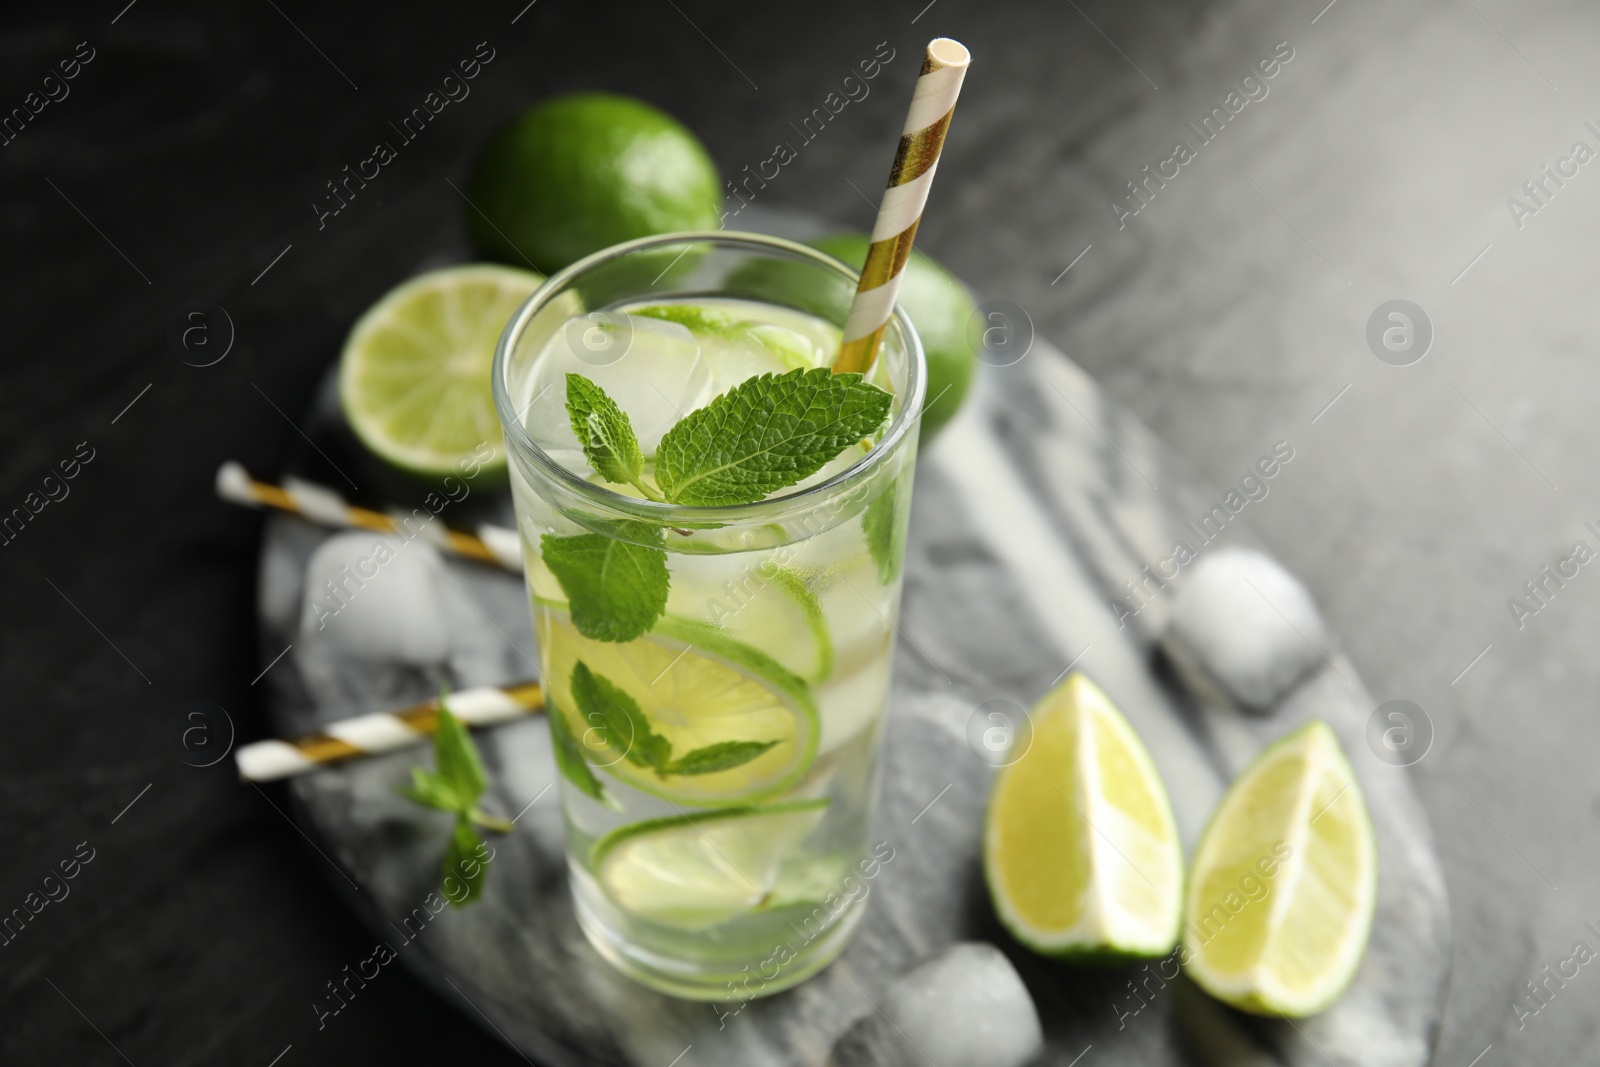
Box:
[544,367,891,645]
[400,697,512,906]
[569,660,777,777]
[561,367,891,508]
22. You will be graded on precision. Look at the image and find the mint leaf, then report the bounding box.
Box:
[655,367,892,506]
[565,373,651,495]
[546,694,613,806]
[666,739,779,776]
[433,703,486,811]
[541,524,669,643]
[864,484,906,584]
[570,661,670,771]
[468,808,513,833]
[401,766,463,812]
[441,819,488,907]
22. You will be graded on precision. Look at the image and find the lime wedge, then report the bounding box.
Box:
[984,673,1183,960]
[591,798,830,930]
[535,606,819,806]
[1183,720,1376,1016]
[339,264,543,477]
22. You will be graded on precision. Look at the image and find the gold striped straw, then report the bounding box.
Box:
[833,38,971,376]
[215,462,523,573]
[235,681,543,781]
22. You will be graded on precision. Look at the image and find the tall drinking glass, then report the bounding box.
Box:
[493,232,923,1000]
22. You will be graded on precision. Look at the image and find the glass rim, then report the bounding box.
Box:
[492,230,927,524]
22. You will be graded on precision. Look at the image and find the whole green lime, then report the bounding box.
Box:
[463,93,722,274]
[809,234,978,439]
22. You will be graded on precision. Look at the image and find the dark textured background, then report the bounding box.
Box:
[2,0,1593,1063]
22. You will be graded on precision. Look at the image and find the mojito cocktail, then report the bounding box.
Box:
[493,233,923,1000]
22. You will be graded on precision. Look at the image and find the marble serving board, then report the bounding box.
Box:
[255,219,1449,1067]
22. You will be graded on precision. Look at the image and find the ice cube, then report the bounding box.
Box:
[522,311,709,458]
[299,533,450,666]
[699,322,823,395]
[830,942,1044,1067]
[1161,547,1331,710]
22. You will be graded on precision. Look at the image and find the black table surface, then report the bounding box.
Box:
[2,1,1591,1064]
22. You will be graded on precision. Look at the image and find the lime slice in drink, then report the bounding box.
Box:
[705,561,834,685]
[339,264,543,478]
[984,673,1183,961]
[591,798,830,930]
[536,607,819,806]
[1183,720,1376,1017]
[631,303,831,383]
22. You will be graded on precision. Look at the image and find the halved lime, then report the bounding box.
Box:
[984,673,1183,960]
[1183,720,1376,1017]
[339,264,543,477]
[535,606,819,806]
[591,798,830,930]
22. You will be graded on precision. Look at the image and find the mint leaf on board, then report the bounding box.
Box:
[401,766,464,812]
[863,484,907,585]
[441,819,489,908]
[398,698,510,908]
[432,703,487,811]
[655,367,893,507]
[541,524,669,643]
[570,661,671,771]
[666,739,779,776]
[546,695,615,807]
[565,373,655,497]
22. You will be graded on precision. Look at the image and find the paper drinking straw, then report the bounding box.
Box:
[215,461,523,573]
[833,37,971,376]
[234,681,544,781]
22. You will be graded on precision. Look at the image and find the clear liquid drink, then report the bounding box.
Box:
[494,234,923,1000]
